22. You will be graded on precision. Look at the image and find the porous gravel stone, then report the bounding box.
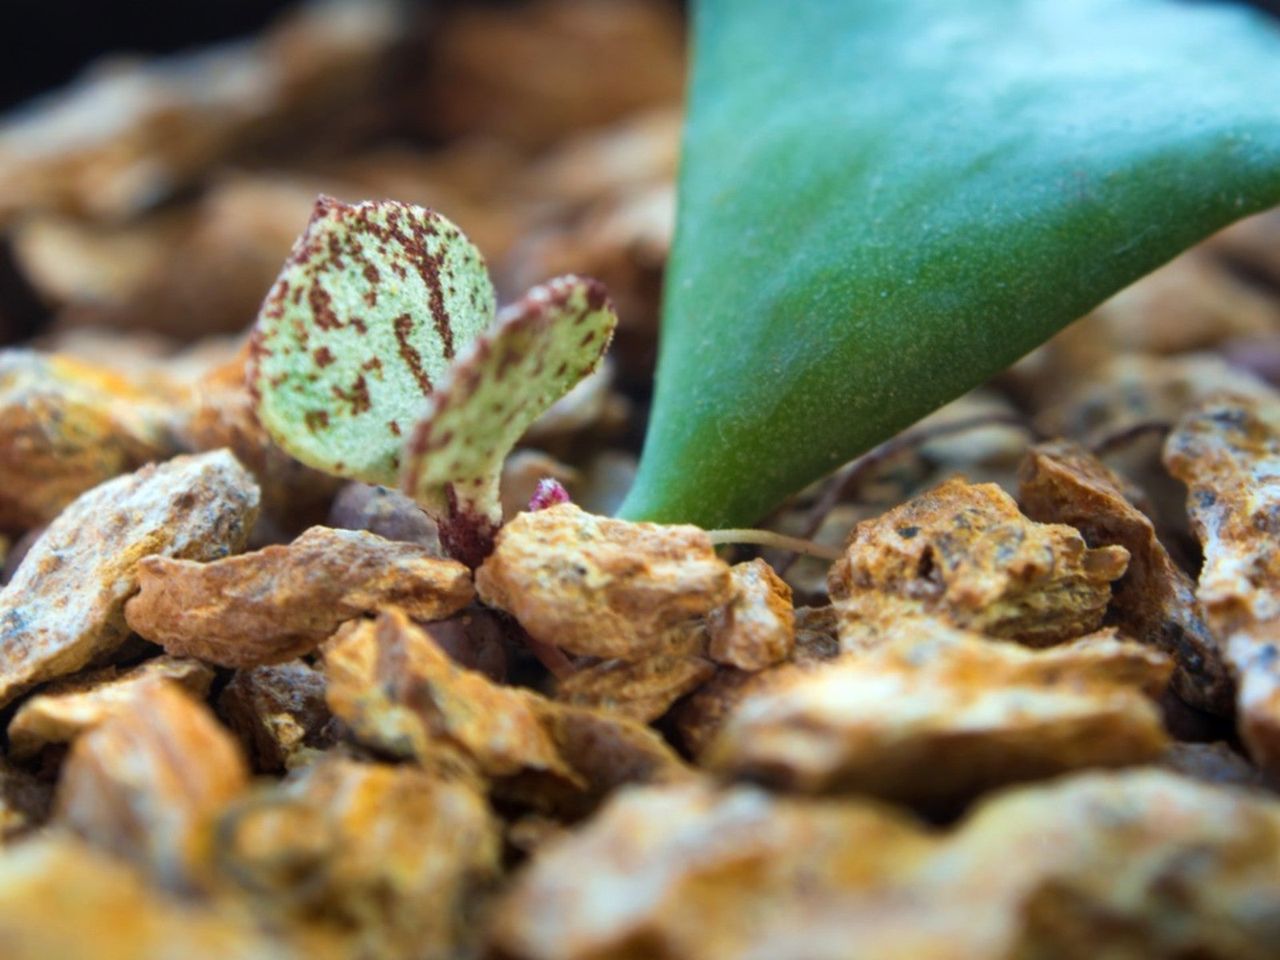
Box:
[475,503,732,659]
[0,450,259,707]
[124,525,473,668]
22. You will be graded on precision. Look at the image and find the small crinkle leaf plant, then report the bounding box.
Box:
[253,0,1280,563]
[248,196,616,567]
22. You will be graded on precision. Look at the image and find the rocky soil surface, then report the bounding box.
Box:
[1,2,1280,957]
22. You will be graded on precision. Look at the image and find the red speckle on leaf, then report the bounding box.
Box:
[245,329,268,406]
[326,231,346,270]
[263,282,288,320]
[332,375,372,415]
[314,195,341,218]
[308,284,342,331]
[496,343,523,380]
[582,277,608,313]
[394,313,434,396]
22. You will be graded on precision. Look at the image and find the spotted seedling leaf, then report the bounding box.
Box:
[248,196,496,485]
[402,276,616,566]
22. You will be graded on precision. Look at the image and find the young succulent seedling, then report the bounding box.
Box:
[619,0,1280,529]
[249,197,616,566]
[253,1,1280,562]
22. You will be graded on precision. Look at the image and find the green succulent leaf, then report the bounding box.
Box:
[247,196,496,485]
[620,0,1280,528]
[402,275,616,565]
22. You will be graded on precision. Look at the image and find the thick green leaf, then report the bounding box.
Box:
[248,197,495,486]
[620,0,1280,528]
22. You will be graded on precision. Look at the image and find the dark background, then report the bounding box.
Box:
[0,1,298,110]
[1,0,1274,113]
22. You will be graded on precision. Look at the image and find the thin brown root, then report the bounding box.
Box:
[519,627,577,680]
[706,528,843,561]
[778,411,1040,576]
[1089,420,1172,457]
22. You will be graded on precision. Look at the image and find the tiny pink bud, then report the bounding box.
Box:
[529,478,571,511]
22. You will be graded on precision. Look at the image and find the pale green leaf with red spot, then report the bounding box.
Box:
[247,196,496,485]
[401,275,617,564]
